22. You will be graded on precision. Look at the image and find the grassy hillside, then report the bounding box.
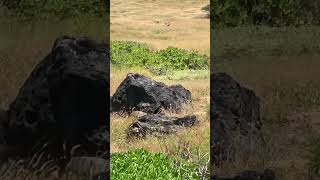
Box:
[211,3,320,179]
[110,0,210,179]
[110,43,210,180]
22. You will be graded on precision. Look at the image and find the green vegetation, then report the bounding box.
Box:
[110,149,199,180]
[0,0,108,21]
[310,138,320,177]
[111,41,209,75]
[212,26,320,64]
[211,0,320,27]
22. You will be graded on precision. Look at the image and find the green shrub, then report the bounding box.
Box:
[110,149,199,180]
[155,47,208,70]
[111,41,152,67]
[309,138,320,177]
[111,41,209,75]
[1,0,107,20]
[211,0,320,27]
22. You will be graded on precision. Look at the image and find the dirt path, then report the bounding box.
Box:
[111,0,210,55]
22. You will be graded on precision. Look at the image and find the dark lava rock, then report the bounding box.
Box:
[111,73,192,114]
[127,114,198,138]
[211,73,264,162]
[0,109,7,143]
[212,169,276,180]
[3,36,109,158]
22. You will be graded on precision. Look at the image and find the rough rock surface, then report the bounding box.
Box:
[2,36,109,158]
[111,73,192,114]
[211,72,264,162]
[211,169,276,180]
[127,114,198,138]
[0,109,7,144]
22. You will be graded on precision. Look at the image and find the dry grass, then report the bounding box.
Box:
[213,54,320,179]
[110,0,210,165]
[111,0,210,56]
[110,67,210,164]
[0,151,108,180]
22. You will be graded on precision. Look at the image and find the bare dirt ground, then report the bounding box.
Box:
[111,0,210,55]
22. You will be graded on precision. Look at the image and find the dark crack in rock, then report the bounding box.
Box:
[127,114,198,138]
[111,73,191,114]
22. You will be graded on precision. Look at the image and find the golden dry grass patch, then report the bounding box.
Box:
[111,0,210,55]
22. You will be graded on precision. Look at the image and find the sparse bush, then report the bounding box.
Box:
[110,149,199,179]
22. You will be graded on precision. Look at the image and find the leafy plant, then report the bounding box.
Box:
[111,41,209,75]
[110,149,199,180]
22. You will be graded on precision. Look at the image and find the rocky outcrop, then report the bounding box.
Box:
[127,114,198,138]
[212,169,276,180]
[110,74,197,139]
[2,36,109,158]
[111,73,192,114]
[211,72,264,162]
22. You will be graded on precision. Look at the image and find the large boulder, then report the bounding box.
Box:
[127,114,198,138]
[3,36,109,158]
[211,72,264,162]
[111,73,191,114]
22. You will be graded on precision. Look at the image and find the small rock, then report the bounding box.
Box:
[127,114,198,138]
